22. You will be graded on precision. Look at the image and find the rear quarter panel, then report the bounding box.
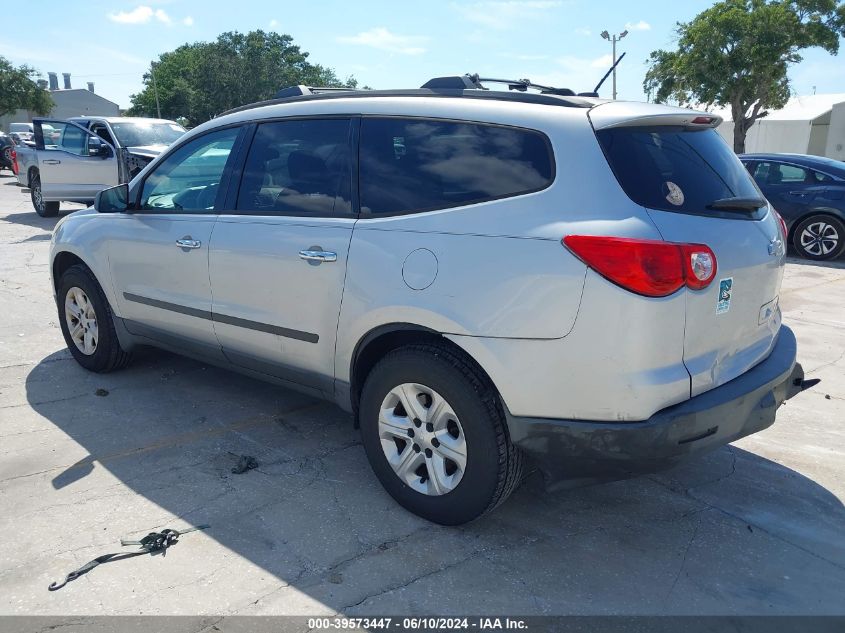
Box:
[335,98,665,387]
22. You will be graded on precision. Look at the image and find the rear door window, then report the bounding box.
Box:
[596,126,763,216]
[359,117,554,215]
[235,118,352,216]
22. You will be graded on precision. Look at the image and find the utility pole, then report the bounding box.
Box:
[600,29,628,100]
[151,62,162,118]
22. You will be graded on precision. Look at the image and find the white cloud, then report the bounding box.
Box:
[108,6,154,23]
[269,19,279,28]
[182,16,194,26]
[575,27,591,36]
[337,27,427,55]
[108,5,178,26]
[154,8,172,25]
[454,1,563,30]
[624,20,651,31]
[589,54,613,68]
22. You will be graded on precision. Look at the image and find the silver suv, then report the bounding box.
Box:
[50,77,804,524]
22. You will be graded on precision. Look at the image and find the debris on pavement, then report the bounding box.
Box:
[231,454,259,474]
[94,388,109,397]
[48,525,210,591]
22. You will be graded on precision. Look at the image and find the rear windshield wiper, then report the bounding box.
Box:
[706,197,766,211]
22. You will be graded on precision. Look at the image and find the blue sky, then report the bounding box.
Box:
[4,0,845,109]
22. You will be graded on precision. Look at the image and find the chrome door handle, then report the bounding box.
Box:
[176,238,201,249]
[299,249,337,263]
[43,159,61,165]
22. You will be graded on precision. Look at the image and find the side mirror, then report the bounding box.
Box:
[95,183,129,213]
[88,138,112,158]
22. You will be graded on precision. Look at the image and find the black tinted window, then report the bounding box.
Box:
[596,127,762,214]
[360,118,553,215]
[236,119,352,216]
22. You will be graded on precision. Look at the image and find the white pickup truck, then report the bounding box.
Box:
[17,116,186,217]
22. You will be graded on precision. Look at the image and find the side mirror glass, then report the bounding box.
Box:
[95,183,129,213]
[88,138,112,158]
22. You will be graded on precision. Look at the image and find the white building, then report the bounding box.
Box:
[716,93,845,161]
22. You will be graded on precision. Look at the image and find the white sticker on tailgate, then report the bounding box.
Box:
[716,277,733,314]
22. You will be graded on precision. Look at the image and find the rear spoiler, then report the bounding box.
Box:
[588,101,723,131]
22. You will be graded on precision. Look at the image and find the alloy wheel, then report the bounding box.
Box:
[64,286,98,355]
[33,184,44,212]
[378,383,467,496]
[799,221,840,257]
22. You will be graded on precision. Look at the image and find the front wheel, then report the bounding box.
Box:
[31,174,60,217]
[359,344,523,525]
[57,264,132,372]
[792,214,845,261]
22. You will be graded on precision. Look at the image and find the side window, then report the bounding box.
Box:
[811,169,833,183]
[39,122,89,156]
[236,118,352,216]
[756,162,811,185]
[91,124,116,147]
[359,117,554,215]
[139,127,239,213]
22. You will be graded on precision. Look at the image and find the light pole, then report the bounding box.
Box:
[151,62,162,119]
[600,29,628,100]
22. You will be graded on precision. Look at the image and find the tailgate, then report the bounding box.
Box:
[646,209,784,395]
[591,105,786,396]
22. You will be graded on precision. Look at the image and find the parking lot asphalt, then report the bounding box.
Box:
[1,171,844,616]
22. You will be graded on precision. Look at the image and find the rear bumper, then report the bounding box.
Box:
[506,325,803,488]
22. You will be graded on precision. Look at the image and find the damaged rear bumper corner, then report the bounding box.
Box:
[506,325,803,490]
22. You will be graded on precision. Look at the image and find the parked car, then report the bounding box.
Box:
[740,153,845,260]
[9,122,35,143]
[0,132,15,172]
[50,78,803,524]
[24,116,186,217]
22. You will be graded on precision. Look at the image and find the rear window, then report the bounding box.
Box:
[360,118,554,215]
[596,127,763,215]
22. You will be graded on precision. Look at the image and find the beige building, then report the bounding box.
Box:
[716,93,845,161]
[1,72,119,132]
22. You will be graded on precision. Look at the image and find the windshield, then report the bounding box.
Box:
[10,123,33,133]
[111,121,186,147]
[596,126,764,216]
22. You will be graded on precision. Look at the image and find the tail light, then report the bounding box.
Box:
[562,235,717,298]
[774,209,788,241]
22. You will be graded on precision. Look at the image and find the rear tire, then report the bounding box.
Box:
[57,264,132,372]
[31,174,59,217]
[359,343,523,525]
[792,214,845,261]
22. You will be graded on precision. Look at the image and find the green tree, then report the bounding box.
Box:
[128,30,354,125]
[644,0,845,153]
[0,56,53,117]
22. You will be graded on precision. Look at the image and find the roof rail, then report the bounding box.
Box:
[219,84,597,118]
[422,74,576,96]
[274,85,355,99]
[420,75,484,90]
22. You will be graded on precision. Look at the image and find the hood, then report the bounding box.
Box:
[126,144,169,159]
